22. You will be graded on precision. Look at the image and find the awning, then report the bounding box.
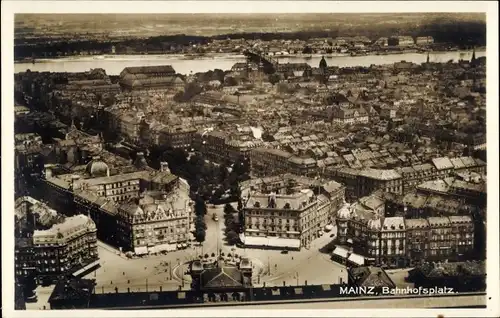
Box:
[332,246,349,258]
[348,253,365,266]
[150,243,177,253]
[244,236,268,246]
[134,246,148,256]
[243,236,301,249]
[267,237,301,249]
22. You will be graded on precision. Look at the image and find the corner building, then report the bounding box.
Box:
[240,174,345,249]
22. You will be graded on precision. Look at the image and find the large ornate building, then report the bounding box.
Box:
[40,161,194,254]
[335,202,475,268]
[31,215,98,284]
[119,65,184,91]
[240,174,345,249]
[116,187,193,254]
[15,196,98,285]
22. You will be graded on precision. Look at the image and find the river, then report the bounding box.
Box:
[15,50,485,75]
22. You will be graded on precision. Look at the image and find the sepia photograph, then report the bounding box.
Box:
[1,1,499,317]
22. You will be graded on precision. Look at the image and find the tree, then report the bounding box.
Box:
[226,230,239,245]
[225,219,235,233]
[268,73,280,86]
[194,195,207,216]
[224,203,235,216]
[195,215,207,230]
[237,211,245,232]
[302,46,313,54]
[195,229,206,243]
[213,69,225,83]
[224,76,238,87]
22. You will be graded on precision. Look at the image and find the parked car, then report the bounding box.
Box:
[281,250,289,254]
[212,213,219,221]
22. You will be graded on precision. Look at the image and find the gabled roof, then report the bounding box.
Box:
[201,267,244,288]
[349,266,396,288]
[48,277,96,303]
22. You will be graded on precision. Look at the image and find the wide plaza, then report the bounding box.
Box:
[85,204,347,293]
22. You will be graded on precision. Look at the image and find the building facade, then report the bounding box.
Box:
[115,187,193,254]
[41,163,194,254]
[336,203,475,268]
[241,174,345,249]
[16,215,98,285]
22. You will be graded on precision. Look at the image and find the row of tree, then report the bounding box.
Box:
[153,147,250,203]
[193,195,207,243]
[223,203,240,246]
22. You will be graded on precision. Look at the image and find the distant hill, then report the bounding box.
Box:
[13,13,487,60]
[15,13,486,40]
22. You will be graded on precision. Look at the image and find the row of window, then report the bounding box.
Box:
[247,225,298,231]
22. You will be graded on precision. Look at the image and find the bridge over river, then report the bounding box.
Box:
[242,49,279,74]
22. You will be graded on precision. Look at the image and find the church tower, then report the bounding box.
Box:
[319,56,327,69]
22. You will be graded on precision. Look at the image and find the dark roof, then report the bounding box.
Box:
[120,65,175,77]
[48,277,96,303]
[327,93,350,104]
[201,266,244,289]
[349,266,396,288]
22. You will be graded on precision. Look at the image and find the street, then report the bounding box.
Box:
[72,204,345,294]
[24,204,399,310]
[204,204,346,287]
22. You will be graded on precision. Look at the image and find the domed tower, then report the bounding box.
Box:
[335,204,351,244]
[86,156,110,177]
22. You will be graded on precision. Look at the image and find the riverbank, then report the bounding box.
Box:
[15,47,486,64]
[14,49,486,76]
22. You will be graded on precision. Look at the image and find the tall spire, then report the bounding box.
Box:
[471,46,476,62]
[319,55,327,69]
[426,51,430,63]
